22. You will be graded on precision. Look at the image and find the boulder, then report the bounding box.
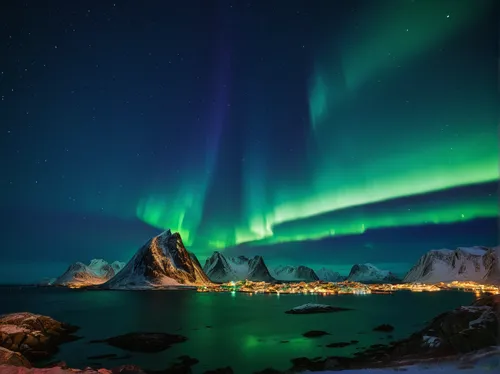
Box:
[0,312,80,362]
[0,346,31,367]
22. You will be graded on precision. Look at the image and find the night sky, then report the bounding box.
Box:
[1,0,498,283]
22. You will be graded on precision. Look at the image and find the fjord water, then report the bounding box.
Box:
[0,287,474,373]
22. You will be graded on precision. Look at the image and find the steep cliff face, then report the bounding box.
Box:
[403,246,499,284]
[101,230,211,289]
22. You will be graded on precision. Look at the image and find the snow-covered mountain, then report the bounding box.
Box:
[346,263,400,283]
[53,259,124,287]
[203,252,275,282]
[247,256,275,282]
[111,261,126,273]
[101,230,211,290]
[271,265,319,281]
[316,267,345,282]
[403,246,500,284]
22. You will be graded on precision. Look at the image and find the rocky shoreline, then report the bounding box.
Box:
[0,295,498,373]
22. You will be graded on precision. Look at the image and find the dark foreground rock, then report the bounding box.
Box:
[283,294,500,372]
[0,312,80,363]
[285,303,352,314]
[90,332,188,353]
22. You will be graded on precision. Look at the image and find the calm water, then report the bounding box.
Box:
[0,287,474,373]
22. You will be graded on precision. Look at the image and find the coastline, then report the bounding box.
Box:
[0,293,498,373]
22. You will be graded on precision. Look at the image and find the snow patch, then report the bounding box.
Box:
[422,335,441,348]
[290,303,333,311]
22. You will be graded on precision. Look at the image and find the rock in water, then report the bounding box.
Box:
[90,332,188,352]
[0,312,80,362]
[373,324,395,332]
[302,330,330,338]
[285,303,352,314]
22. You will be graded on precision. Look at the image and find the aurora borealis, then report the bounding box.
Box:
[1,0,498,283]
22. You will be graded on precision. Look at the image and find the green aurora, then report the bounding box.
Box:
[135,0,498,256]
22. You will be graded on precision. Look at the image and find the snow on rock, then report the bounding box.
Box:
[316,267,345,282]
[403,246,499,284]
[422,335,441,348]
[346,263,400,283]
[203,252,275,282]
[52,258,124,287]
[100,229,211,290]
[87,259,109,277]
[271,265,319,282]
[285,303,352,314]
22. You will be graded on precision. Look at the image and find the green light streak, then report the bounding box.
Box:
[135,0,497,252]
[246,187,497,246]
[136,184,205,246]
[270,145,497,227]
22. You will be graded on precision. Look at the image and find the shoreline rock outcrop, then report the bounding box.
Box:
[0,312,80,365]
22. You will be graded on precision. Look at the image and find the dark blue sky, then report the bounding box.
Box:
[0,0,498,283]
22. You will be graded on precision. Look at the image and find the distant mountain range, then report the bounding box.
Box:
[316,268,345,282]
[403,246,500,284]
[53,259,125,287]
[271,265,319,282]
[47,230,500,288]
[203,251,397,283]
[203,252,275,282]
[346,263,400,283]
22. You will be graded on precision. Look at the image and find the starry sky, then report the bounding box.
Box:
[1,0,498,283]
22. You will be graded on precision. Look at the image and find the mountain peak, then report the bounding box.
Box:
[54,259,124,287]
[404,245,499,284]
[347,263,400,283]
[272,264,319,281]
[203,252,274,282]
[101,231,210,289]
